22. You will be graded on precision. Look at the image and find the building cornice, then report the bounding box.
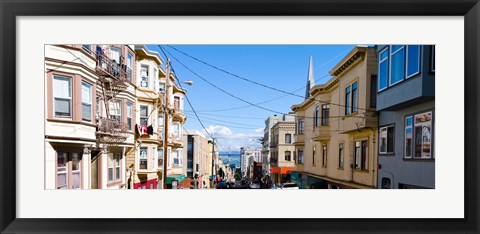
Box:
[329,46,368,77]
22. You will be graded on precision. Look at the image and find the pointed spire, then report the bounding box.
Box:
[305,55,315,99]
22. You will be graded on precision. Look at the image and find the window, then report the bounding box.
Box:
[140,65,149,88]
[110,47,121,64]
[379,125,394,154]
[81,82,92,122]
[174,96,181,110]
[126,102,133,130]
[345,86,351,115]
[139,147,148,170]
[57,153,68,189]
[140,105,148,125]
[159,81,166,92]
[431,45,435,72]
[158,114,164,132]
[390,45,405,85]
[172,122,181,138]
[297,149,304,164]
[107,153,121,182]
[370,75,377,108]
[53,75,72,118]
[351,81,358,113]
[322,144,327,167]
[339,143,344,168]
[153,147,158,170]
[381,178,391,189]
[406,45,420,78]
[96,97,101,119]
[109,100,121,122]
[285,134,291,144]
[312,146,316,166]
[56,152,82,189]
[406,111,433,159]
[285,151,291,161]
[173,150,182,166]
[315,106,320,127]
[127,53,133,82]
[297,118,304,134]
[354,140,368,170]
[378,48,389,91]
[293,151,297,162]
[321,105,329,125]
[82,45,92,53]
[153,68,158,92]
[405,116,413,158]
[158,148,164,168]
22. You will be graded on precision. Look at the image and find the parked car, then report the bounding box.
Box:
[249,181,261,189]
[277,182,299,189]
[216,182,234,189]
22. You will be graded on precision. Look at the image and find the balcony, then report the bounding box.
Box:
[95,52,128,97]
[96,118,129,145]
[171,108,186,123]
[293,134,304,146]
[340,110,378,133]
[312,126,331,141]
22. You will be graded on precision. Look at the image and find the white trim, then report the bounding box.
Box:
[53,75,73,119]
[81,81,93,122]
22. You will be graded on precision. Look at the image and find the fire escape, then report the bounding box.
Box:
[95,47,130,146]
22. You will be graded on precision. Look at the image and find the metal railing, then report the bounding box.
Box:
[96,117,129,136]
[95,52,127,81]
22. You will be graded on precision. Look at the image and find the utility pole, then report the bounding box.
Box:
[163,60,171,189]
[210,138,215,188]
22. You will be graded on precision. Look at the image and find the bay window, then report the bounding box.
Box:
[285,134,291,144]
[53,75,72,118]
[127,53,133,82]
[345,86,351,115]
[378,45,423,92]
[390,45,406,85]
[378,48,389,91]
[406,45,420,78]
[297,118,304,134]
[173,150,182,166]
[351,81,358,113]
[298,149,304,164]
[315,106,320,127]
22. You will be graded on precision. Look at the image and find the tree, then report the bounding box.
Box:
[234,173,241,180]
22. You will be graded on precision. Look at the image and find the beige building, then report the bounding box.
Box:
[269,114,296,185]
[45,44,135,189]
[183,130,211,188]
[291,46,378,189]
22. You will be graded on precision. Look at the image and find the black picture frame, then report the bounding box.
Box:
[1,0,479,233]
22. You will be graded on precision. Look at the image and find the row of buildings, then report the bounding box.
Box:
[44,44,222,189]
[260,45,435,189]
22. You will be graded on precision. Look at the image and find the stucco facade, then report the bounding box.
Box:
[291,46,378,189]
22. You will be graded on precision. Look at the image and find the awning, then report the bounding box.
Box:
[166,174,186,184]
[281,167,295,174]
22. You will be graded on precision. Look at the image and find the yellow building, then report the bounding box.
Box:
[269,115,296,185]
[291,46,378,189]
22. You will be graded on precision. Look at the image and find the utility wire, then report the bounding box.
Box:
[164,45,370,112]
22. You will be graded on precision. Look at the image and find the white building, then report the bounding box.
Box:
[240,146,262,177]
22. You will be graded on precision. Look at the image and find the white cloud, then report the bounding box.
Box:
[202,125,262,151]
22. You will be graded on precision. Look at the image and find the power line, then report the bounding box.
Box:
[184,113,263,128]
[183,110,267,120]
[160,45,286,115]
[164,45,370,112]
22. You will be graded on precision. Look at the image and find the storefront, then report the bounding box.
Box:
[166,174,186,189]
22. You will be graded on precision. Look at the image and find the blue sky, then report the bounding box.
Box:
[147,45,355,152]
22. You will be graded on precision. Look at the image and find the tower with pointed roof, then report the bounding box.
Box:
[305,56,315,99]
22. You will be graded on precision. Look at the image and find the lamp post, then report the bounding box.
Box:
[162,59,192,189]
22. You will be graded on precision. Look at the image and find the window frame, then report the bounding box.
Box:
[405,110,434,160]
[321,104,329,126]
[389,45,406,86]
[297,118,304,135]
[284,151,291,161]
[126,102,133,131]
[351,81,358,113]
[312,146,316,166]
[81,81,93,122]
[338,143,344,169]
[354,140,369,171]
[139,147,148,170]
[109,100,122,122]
[56,152,82,189]
[285,133,292,144]
[315,106,320,127]
[405,45,421,79]
[345,86,351,115]
[378,47,389,92]
[140,64,149,88]
[53,75,73,119]
[297,149,304,164]
[127,53,133,82]
[140,105,149,126]
[322,143,327,167]
[379,125,395,155]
